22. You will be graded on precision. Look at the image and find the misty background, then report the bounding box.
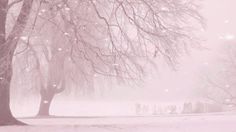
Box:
[9,0,236,117]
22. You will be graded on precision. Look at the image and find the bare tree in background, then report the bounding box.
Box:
[0,0,202,125]
[203,40,236,108]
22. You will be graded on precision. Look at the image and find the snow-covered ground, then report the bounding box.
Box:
[1,114,236,132]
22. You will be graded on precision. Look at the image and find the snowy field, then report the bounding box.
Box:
[1,114,236,132]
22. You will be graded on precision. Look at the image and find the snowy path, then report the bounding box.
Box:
[1,114,236,132]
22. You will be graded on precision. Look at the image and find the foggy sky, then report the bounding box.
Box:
[10,0,236,117]
[99,0,236,102]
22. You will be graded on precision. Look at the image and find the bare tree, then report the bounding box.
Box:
[1,0,202,125]
[202,40,236,108]
[35,0,202,116]
[13,16,96,116]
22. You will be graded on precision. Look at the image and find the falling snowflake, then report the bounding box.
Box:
[45,40,49,43]
[161,30,167,33]
[58,48,62,51]
[228,104,234,107]
[25,68,30,72]
[92,0,97,3]
[64,7,70,11]
[166,109,171,113]
[20,36,28,41]
[112,64,119,66]
[164,89,169,92]
[43,100,49,104]
[224,20,230,24]
[200,28,205,32]
[41,9,46,13]
[53,84,57,87]
[57,4,62,7]
[104,38,109,41]
[224,34,235,40]
[160,7,169,11]
[64,32,69,36]
[225,98,231,102]
[38,12,42,16]
[72,38,76,42]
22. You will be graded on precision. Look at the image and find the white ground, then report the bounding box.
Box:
[1,114,236,132]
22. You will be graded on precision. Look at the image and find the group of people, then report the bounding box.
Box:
[135,102,223,115]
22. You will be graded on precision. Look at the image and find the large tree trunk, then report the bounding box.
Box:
[37,89,54,116]
[0,60,26,125]
[37,52,66,116]
[0,62,15,125]
[0,1,14,125]
[0,0,33,126]
[37,79,65,117]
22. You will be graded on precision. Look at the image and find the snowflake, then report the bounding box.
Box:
[58,48,62,51]
[41,9,46,13]
[64,7,70,11]
[228,104,234,107]
[224,20,230,24]
[161,30,167,33]
[160,7,169,11]
[92,0,97,3]
[112,63,119,66]
[64,32,69,36]
[225,98,231,102]
[43,100,49,104]
[224,34,235,40]
[25,68,30,72]
[104,38,109,41]
[57,4,62,7]
[20,36,28,41]
[200,28,205,32]
[38,12,42,16]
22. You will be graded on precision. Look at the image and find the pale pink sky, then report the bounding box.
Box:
[98,0,236,102]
